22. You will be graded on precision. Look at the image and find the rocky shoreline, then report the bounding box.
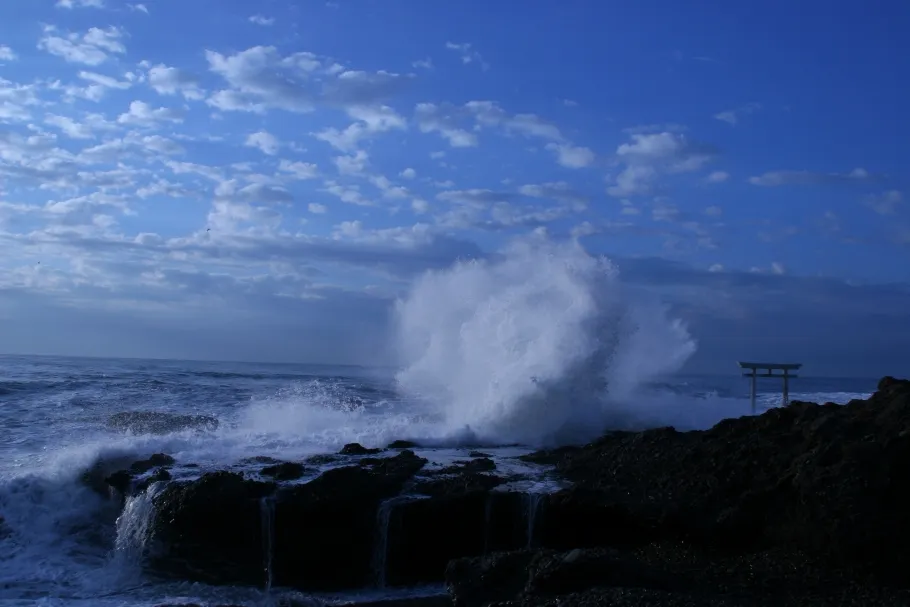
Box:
[87,377,910,606]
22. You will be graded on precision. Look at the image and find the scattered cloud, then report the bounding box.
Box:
[56,0,104,8]
[249,15,275,26]
[412,58,433,70]
[399,168,416,180]
[147,64,205,100]
[0,46,17,61]
[117,100,184,127]
[706,170,729,183]
[245,131,281,156]
[864,190,903,215]
[38,26,125,66]
[445,42,489,70]
[128,3,149,13]
[714,102,761,126]
[607,132,715,196]
[748,167,870,186]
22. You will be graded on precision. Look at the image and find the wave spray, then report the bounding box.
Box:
[394,239,697,446]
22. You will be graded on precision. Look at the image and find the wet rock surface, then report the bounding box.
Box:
[130,377,910,605]
[260,461,306,481]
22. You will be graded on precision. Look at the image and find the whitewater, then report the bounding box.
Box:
[0,242,876,606]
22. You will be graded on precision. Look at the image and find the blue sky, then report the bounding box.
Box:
[0,0,908,375]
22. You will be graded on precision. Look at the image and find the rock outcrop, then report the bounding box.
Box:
[129,377,910,604]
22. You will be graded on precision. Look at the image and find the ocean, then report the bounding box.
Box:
[0,354,877,606]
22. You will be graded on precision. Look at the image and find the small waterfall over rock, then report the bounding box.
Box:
[523,492,544,549]
[483,493,494,554]
[112,481,165,574]
[260,495,276,593]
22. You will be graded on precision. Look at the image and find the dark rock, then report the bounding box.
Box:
[261,461,306,481]
[340,442,383,455]
[437,457,497,475]
[80,454,140,496]
[388,440,421,449]
[305,454,339,465]
[524,376,910,585]
[131,453,176,474]
[104,470,133,495]
[272,449,427,590]
[135,468,172,494]
[468,451,492,458]
[149,471,276,586]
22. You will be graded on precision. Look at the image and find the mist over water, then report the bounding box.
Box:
[394,240,697,446]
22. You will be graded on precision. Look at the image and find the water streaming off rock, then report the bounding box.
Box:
[114,482,165,561]
[260,495,276,593]
[523,492,544,549]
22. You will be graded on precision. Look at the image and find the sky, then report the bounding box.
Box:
[0,0,908,377]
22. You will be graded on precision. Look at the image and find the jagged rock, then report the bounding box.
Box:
[305,454,339,465]
[131,453,176,474]
[437,457,497,475]
[388,439,421,449]
[468,451,492,458]
[261,461,306,481]
[413,472,504,498]
[524,377,910,584]
[149,471,276,586]
[135,467,172,494]
[272,450,428,590]
[340,442,383,455]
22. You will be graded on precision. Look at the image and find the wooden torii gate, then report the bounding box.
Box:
[737,362,802,415]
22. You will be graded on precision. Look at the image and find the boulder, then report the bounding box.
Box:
[340,443,383,455]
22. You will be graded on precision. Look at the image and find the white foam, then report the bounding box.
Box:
[393,239,696,446]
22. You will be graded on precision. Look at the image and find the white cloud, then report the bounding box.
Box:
[864,190,902,215]
[0,46,17,61]
[56,0,104,8]
[399,168,416,180]
[771,262,786,275]
[117,100,184,127]
[206,46,405,114]
[245,131,281,155]
[706,170,729,183]
[128,3,149,13]
[147,64,204,100]
[334,150,370,176]
[607,132,714,197]
[38,26,125,66]
[279,160,319,180]
[547,143,595,169]
[445,42,489,70]
[249,15,275,26]
[315,105,406,152]
[414,103,477,147]
[308,203,327,214]
[412,58,433,70]
[714,103,761,126]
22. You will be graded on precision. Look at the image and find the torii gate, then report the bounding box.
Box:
[737,362,802,415]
